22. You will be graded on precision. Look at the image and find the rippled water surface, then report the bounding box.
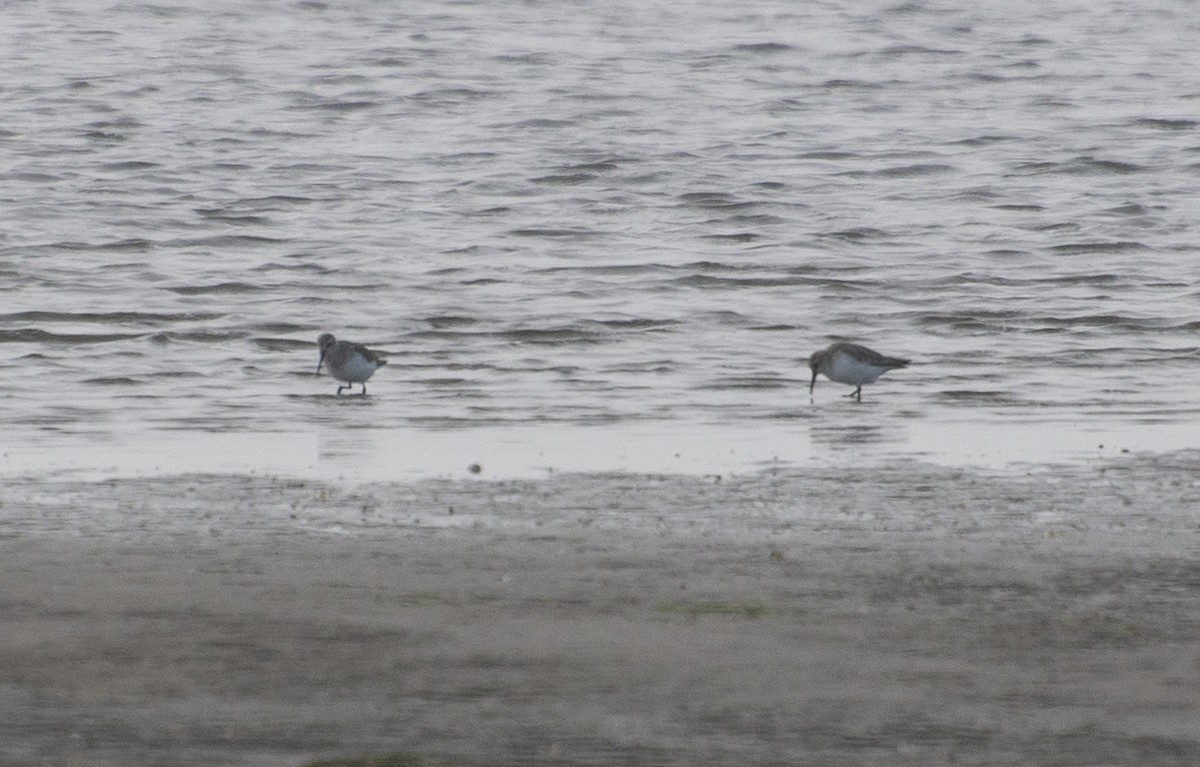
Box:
[3,0,1199,475]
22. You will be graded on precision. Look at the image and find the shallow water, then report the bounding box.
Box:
[3,0,1200,477]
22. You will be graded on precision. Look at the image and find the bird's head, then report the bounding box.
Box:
[807,349,827,393]
[316,333,335,373]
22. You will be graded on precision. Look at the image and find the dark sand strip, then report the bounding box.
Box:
[2,457,1200,766]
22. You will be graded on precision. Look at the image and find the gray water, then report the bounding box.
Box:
[3,0,1200,477]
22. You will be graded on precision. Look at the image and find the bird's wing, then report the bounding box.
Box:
[352,342,384,363]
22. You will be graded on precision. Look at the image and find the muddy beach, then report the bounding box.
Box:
[2,455,1200,766]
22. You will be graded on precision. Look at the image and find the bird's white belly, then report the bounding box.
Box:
[330,355,378,383]
[825,354,885,386]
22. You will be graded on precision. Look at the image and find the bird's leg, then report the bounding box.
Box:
[360,383,368,396]
[845,386,862,401]
[337,383,348,395]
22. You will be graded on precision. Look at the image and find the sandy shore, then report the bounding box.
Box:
[3,454,1200,766]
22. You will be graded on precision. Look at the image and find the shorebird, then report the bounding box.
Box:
[317,333,387,395]
[808,342,909,401]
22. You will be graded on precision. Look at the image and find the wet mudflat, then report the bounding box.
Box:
[2,455,1199,766]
